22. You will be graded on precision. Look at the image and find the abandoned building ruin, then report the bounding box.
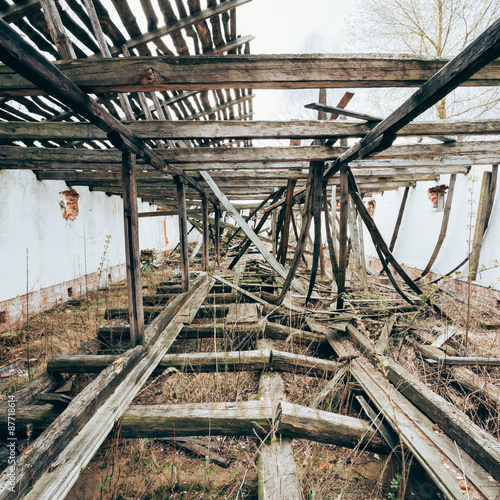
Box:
[0,0,500,498]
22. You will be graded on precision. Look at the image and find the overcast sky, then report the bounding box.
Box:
[235,1,361,122]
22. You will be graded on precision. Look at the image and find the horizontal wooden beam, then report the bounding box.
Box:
[2,141,500,166]
[2,54,500,96]
[35,165,468,183]
[5,118,500,141]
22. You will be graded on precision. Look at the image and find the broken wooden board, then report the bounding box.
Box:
[226,303,260,323]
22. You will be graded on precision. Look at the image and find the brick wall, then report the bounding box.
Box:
[0,263,126,333]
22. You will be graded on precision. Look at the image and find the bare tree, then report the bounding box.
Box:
[348,0,500,120]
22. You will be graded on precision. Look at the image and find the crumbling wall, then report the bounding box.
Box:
[362,168,500,291]
[0,170,180,330]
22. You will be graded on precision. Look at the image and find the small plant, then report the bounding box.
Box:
[387,473,401,500]
[98,474,111,492]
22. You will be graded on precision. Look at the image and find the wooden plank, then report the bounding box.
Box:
[200,172,307,295]
[388,186,410,252]
[172,277,213,324]
[7,118,500,142]
[0,275,207,499]
[426,356,500,367]
[345,323,500,483]
[0,20,215,204]
[337,165,349,308]
[201,196,209,271]
[418,174,457,278]
[277,179,296,265]
[4,54,500,96]
[270,350,341,377]
[256,338,302,500]
[319,325,500,500]
[470,170,493,280]
[277,162,323,303]
[312,365,348,408]
[120,401,273,438]
[226,303,260,323]
[278,402,388,453]
[122,152,145,346]
[305,102,381,122]
[375,314,397,354]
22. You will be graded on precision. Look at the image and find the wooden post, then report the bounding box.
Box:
[418,174,457,279]
[470,170,493,280]
[175,176,190,292]
[121,152,145,346]
[277,179,296,265]
[337,165,349,309]
[389,186,410,252]
[214,204,221,265]
[271,210,278,256]
[202,196,209,272]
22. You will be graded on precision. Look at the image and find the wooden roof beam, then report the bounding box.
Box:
[4,54,500,97]
[0,19,217,205]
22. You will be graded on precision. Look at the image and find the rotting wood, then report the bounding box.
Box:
[425,356,500,367]
[0,275,209,499]
[336,165,349,309]
[122,152,145,345]
[278,161,323,304]
[201,171,307,295]
[5,54,500,96]
[388,186,410,253]
[120,401,273,438]
[277,402,388,454]
[375,314,397,354]
[175,176,190,292]
[256,338,302,500]
[158,437,231,468]
[316,322,500,500]
[312,365,348,409]
[470,170,493,280]
[345,323,500,482]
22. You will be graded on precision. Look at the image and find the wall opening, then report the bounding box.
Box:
[0,311,6,324]
[428,184,448,210]
[67,287,73,297]
[59,188,80,221]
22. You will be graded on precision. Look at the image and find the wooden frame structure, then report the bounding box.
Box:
[1,1,500,498]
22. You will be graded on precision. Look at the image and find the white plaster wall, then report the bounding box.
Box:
[0,170,179,302]
[362,167,500,290]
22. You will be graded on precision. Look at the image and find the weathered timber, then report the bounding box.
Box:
[176,177,190,292]
[375,314,397,354]
[201,171,307,295]
[201,196,209,271]
[211,274,270,307]
[4,54,500,96]
[345,323,500,482]
[122,152,145,346]
[470,170,493,280]
[226,303,260,323]
[0,275,209,500]
[256,338,302,500]
[388,186,409,252]
[320,325,500,500]
[228,188,285,269]
[0,405,62,439]
[265,321,326,347]
[418,174,457,278]
[6,118,500,141]
[278,402,388,454]
[336,165,349,308]
[426,356,500,367]
[312,365,349,408]
[159,437,231,468]
[120,401,273,438]
[0,19,214,203]
[278,162,323,304]
[270,350,341,377]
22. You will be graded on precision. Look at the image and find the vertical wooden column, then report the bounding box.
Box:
[202,196,209,272]
[470,170,493,280]
[122,152,144,346]
[278,179,296,265]
[337,165,349,309]
[214,204,221,265]
[175,176,190,292]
